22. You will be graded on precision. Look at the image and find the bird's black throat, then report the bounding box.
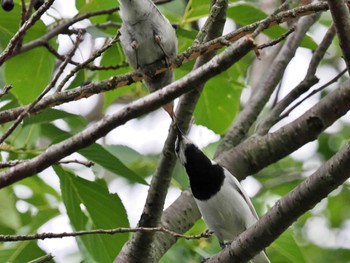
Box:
[184,144,225,200]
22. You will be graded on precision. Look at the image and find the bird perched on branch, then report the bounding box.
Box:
[175,126,270,263]
[118,0,178,119]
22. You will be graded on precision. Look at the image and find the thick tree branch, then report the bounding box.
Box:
[0,2,339,125]
[207,139,350,262]
[218,79,350,178]
[327,0,350,74]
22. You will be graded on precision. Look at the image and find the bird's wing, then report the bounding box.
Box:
[224,169,260,221]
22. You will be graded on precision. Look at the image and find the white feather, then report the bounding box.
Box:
[195,169,270,263]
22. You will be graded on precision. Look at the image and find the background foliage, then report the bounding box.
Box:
[0,0,349,262]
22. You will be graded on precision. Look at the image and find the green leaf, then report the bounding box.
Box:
[104,144,158,178]
[270,228,306,263]
[0,241,46,263]
[98,43,126,80]
[76,0,117,23]
[301,244,350,263]
[181,0,210,24]
[86,25,115,38]
[0,3,21,50]
[78,143,147,185]
[17,175,61,206]
[327,187,350,228]
[54,166,129,263]
[40,123,71,144]
[227,3,317,50]
[228,3,267,25]
[23,108,81,126]
[194,66,243,134]
[0,188,21,230]
[4,47,54,104]
[65,70,87,90]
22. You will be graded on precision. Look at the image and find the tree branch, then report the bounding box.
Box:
[216,13,320,155]
[327,0,350,75]
[256,24,336,135]
[0,31,84,144]
[6,6,120,63]
[0,1,339,125]
[217,79,350,179]
[149,78,350,260]
[0,0,55,65]
[0,226,212,242]
[115,1,230,261]
[0,38,255,189]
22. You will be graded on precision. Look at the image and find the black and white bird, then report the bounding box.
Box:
[118,0,177,118]
[175,126,270,263]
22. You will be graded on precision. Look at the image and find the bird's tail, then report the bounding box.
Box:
[251,250,270,263]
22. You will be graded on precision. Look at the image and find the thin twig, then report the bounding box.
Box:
[256,24,337,134]
[59,159,95,167]
[20,6,120,55]
[327,0,350,74]
[0,3,335,126]
[0,32,84,144]
[0,85,12,99]
[257,26,295,49]
[0,159,94,168]
[280,68,347,120]
[28,254,54,263]
[56,35,120,91]
[0,0,55,66]
[0,227,212,242]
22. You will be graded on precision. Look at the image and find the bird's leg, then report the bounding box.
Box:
[131,39,140,69]
[154,33,170,67]
[220,241,232,250]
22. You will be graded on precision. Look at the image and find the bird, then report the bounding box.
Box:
[174,125,270,263]
[118,0,178,119]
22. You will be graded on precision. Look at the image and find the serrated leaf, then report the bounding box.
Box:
[54,166,129,263]
[78,143,147,185]
[4,47,54,104]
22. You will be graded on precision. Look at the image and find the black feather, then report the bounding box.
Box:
[184,144,225,200]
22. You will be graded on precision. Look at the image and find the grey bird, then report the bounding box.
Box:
[175,126,270,263]
[118,0,178,118]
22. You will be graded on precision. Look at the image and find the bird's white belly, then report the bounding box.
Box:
[195,177,258,243]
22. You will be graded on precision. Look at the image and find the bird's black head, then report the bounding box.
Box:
[174,125,225,200]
